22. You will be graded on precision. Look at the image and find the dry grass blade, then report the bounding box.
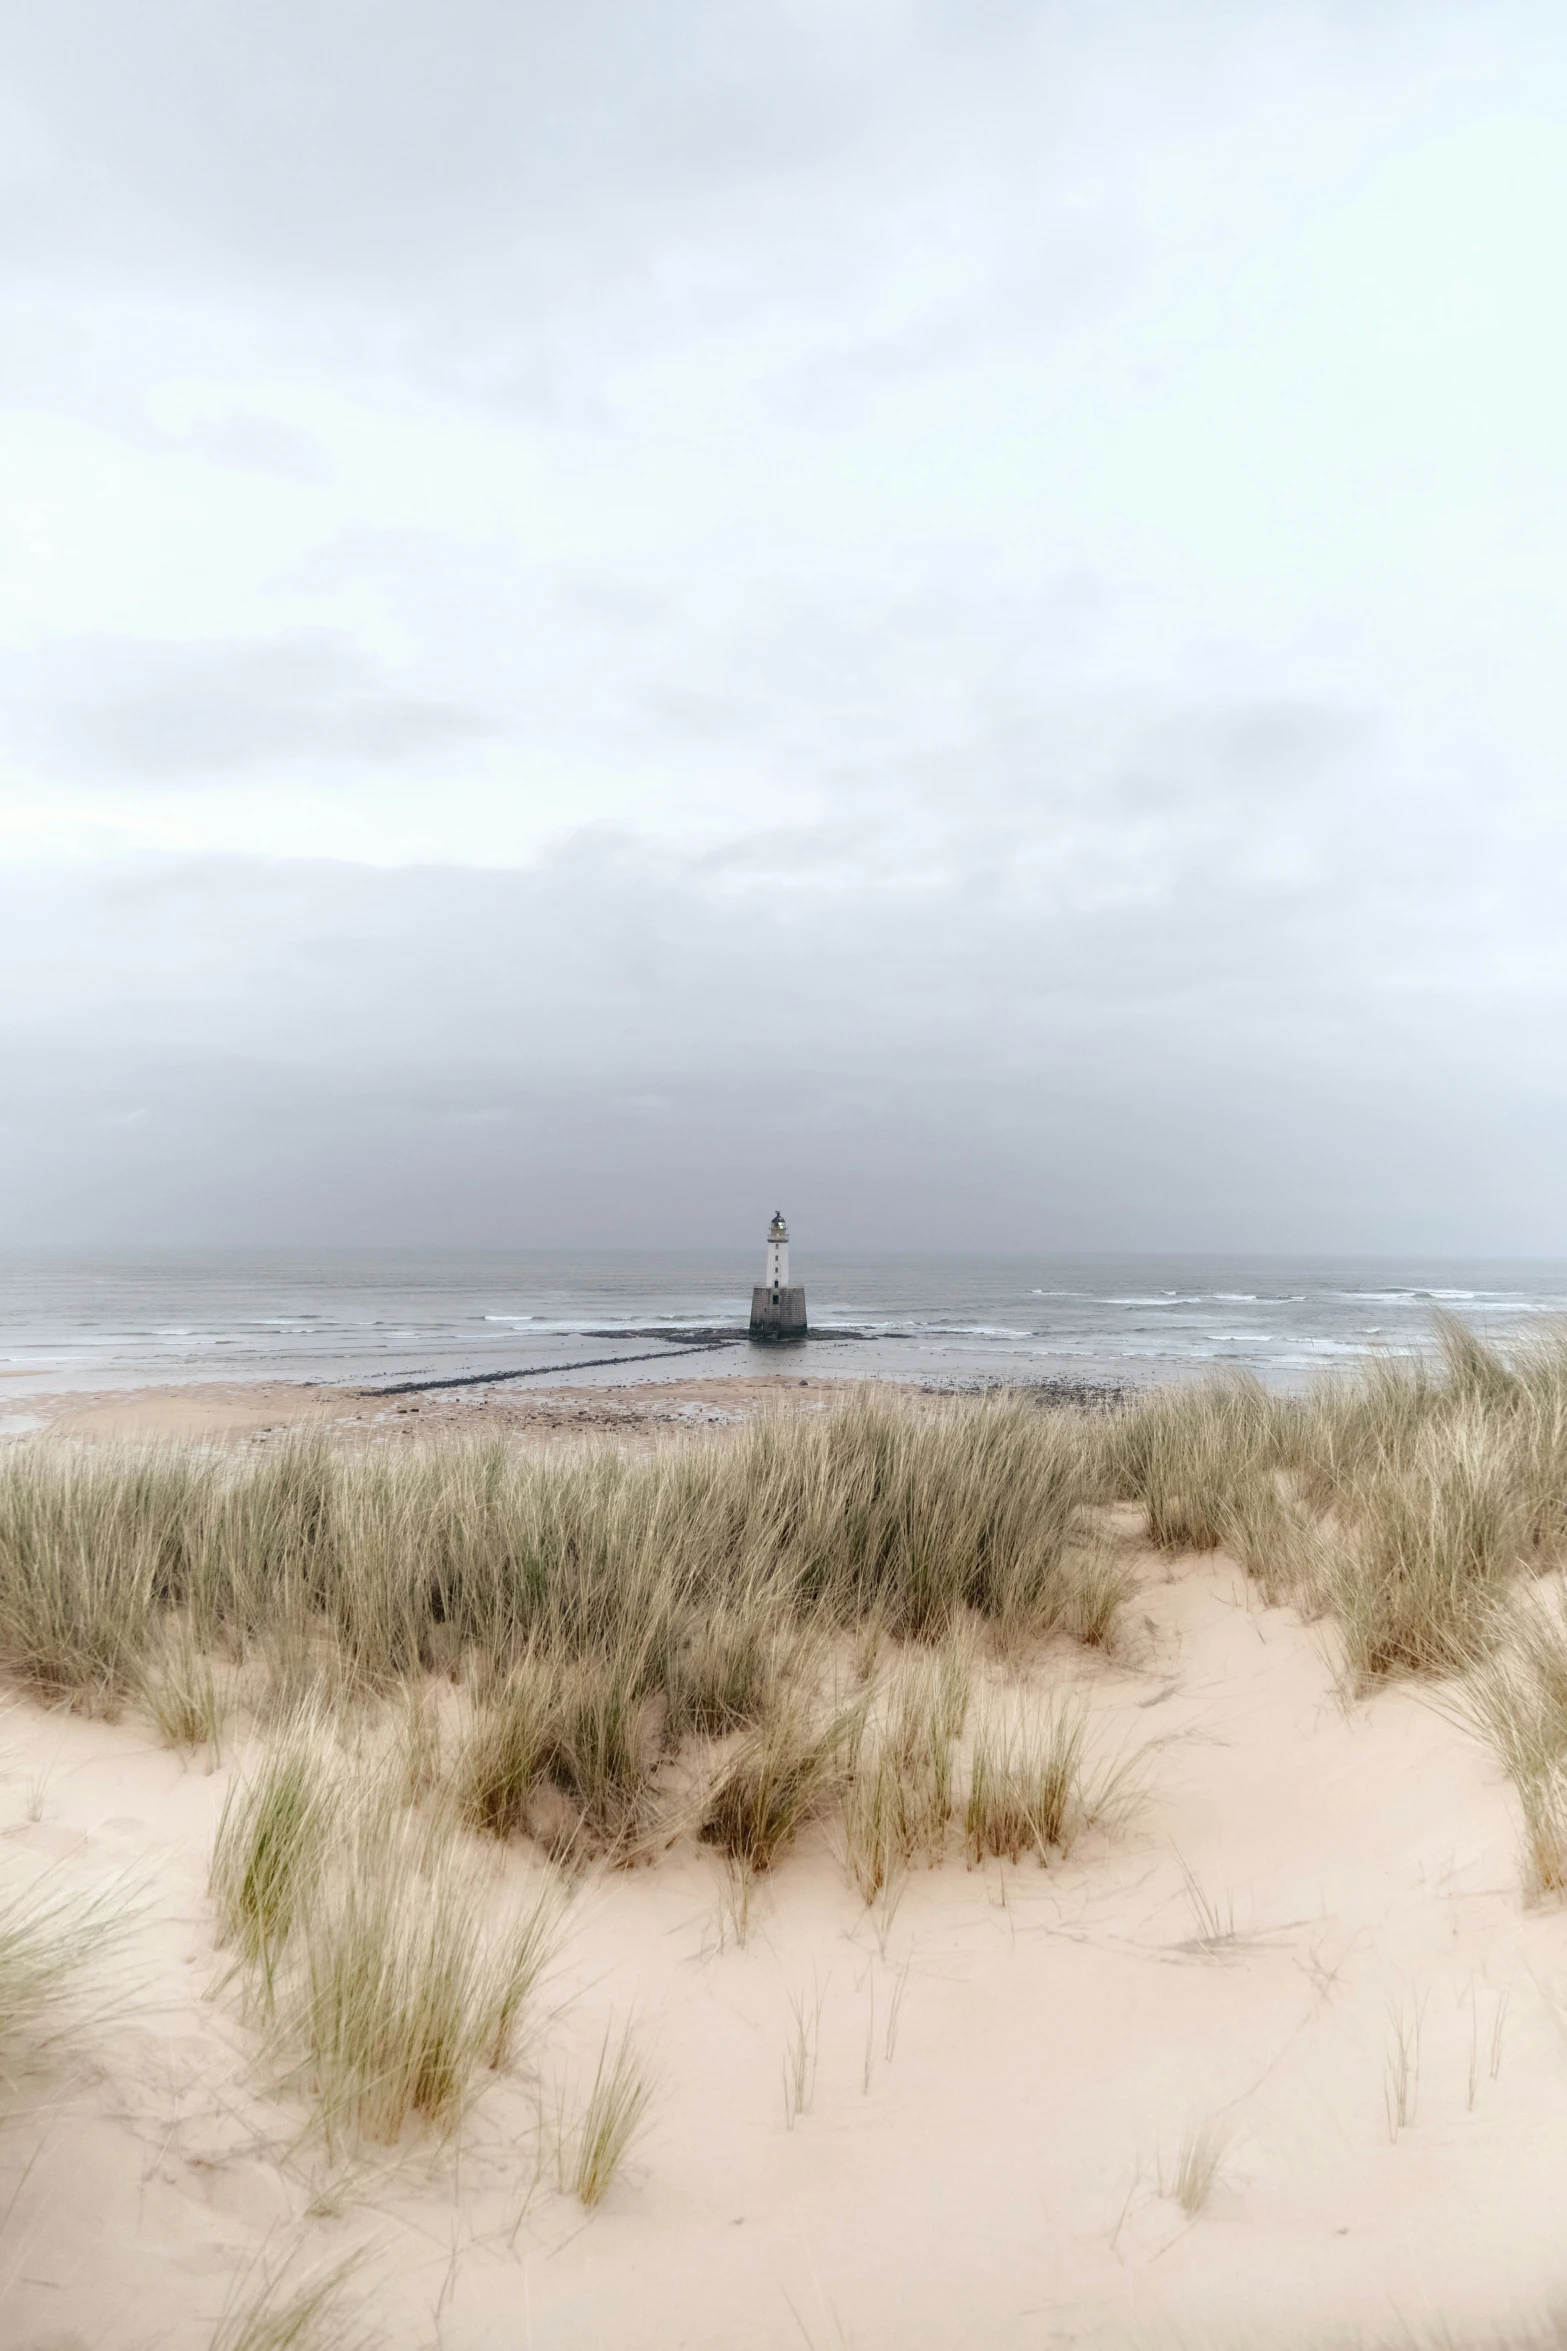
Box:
[455,1649,561,1841]
[1332,1417,1523,1684]
[1172,1857,1245,1957]
[781,1978,824,2128]
[1516,1768,1567,1900]
[210,1712,338,2003]
[840,1736,909,1910]
[1122,1376,1278,1556]
[208,2250,369,2351]
[964,1695,1136,1865]
[1161,2117,1227,2216]
[1433,1308,1521,1412]
[1464,1587,1567,1896]
[665,1598,790,1737]
[287,1814,558,2148]
[840,1645,969,1904]
[1219,1470,1333,1612]
[0,1873,128,2061]
[1384,1995,1424,2139]
[0,1444,168,1708]
[568,2018,655,2206]
[700,1697,859,1873]
[1055,1540,1139,1650]
[712,1852,757,1949]
[142,1621,226,1754]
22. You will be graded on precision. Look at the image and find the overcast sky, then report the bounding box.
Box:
[2,1,1565,1253]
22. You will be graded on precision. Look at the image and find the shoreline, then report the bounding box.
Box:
[4,1252,1564,1419]
[0,1365,1135,1446]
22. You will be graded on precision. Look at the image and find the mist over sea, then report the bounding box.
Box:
[3,1249,1567,1401]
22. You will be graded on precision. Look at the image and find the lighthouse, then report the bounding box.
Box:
[749,1209,808,1342]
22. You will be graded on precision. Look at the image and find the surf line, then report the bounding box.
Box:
[356,1338,745,1400]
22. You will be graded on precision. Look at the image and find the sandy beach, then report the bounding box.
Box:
[5,1370,845,1448]
[2,1372,1565,2350]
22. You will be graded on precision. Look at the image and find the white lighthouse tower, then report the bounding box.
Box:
[749,1209,808,1342]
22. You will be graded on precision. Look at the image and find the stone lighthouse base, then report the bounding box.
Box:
[749,1285,808,1342]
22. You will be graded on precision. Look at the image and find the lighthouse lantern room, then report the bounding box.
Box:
[749,1209,808,1342]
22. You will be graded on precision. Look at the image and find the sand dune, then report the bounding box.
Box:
[2,1518,1561,2350]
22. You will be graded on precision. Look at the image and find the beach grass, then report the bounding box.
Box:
[4,1333,1561,1731]
[2,1333,1566,1923]
[0,1391,1104,1717]
[212,1726,560,2147]
[1161,2117,1228,2216]
[287,1807,557,2148]
[841,1638,970,1902]
[565,2018,656,2206]
[207,2252,367,2351]
[0,1873,126,2066]
[210,1705,341,2006]
[963,1696,1105,1864]
[1464,1585,1567,1894]
[699,1691,860,1874]
[141,1619,226,1753]
[1099,1313,1567,1693]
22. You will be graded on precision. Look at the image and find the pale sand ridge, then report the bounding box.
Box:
[1,1525,1562,2348]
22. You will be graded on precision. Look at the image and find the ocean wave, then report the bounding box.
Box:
[1337,1289,1507,1306]
[846,1321,1034,1340]
[1105,1296,1208,1309]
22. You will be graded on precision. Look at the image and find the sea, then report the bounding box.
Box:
[2,1248,1566,1408]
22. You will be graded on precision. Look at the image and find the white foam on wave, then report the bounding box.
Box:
[1106,1296,1207,1309]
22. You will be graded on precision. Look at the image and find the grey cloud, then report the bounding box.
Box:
[3,634,491,782]
[166,413,330,483]
[0,3,904,297]
[0,0,1469,332]
[1,757,1562,1247]
[776,217,1144,421]
[1,766,1553,1074]
[1119,702,1371,801]
[1,1032,1559,1256]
